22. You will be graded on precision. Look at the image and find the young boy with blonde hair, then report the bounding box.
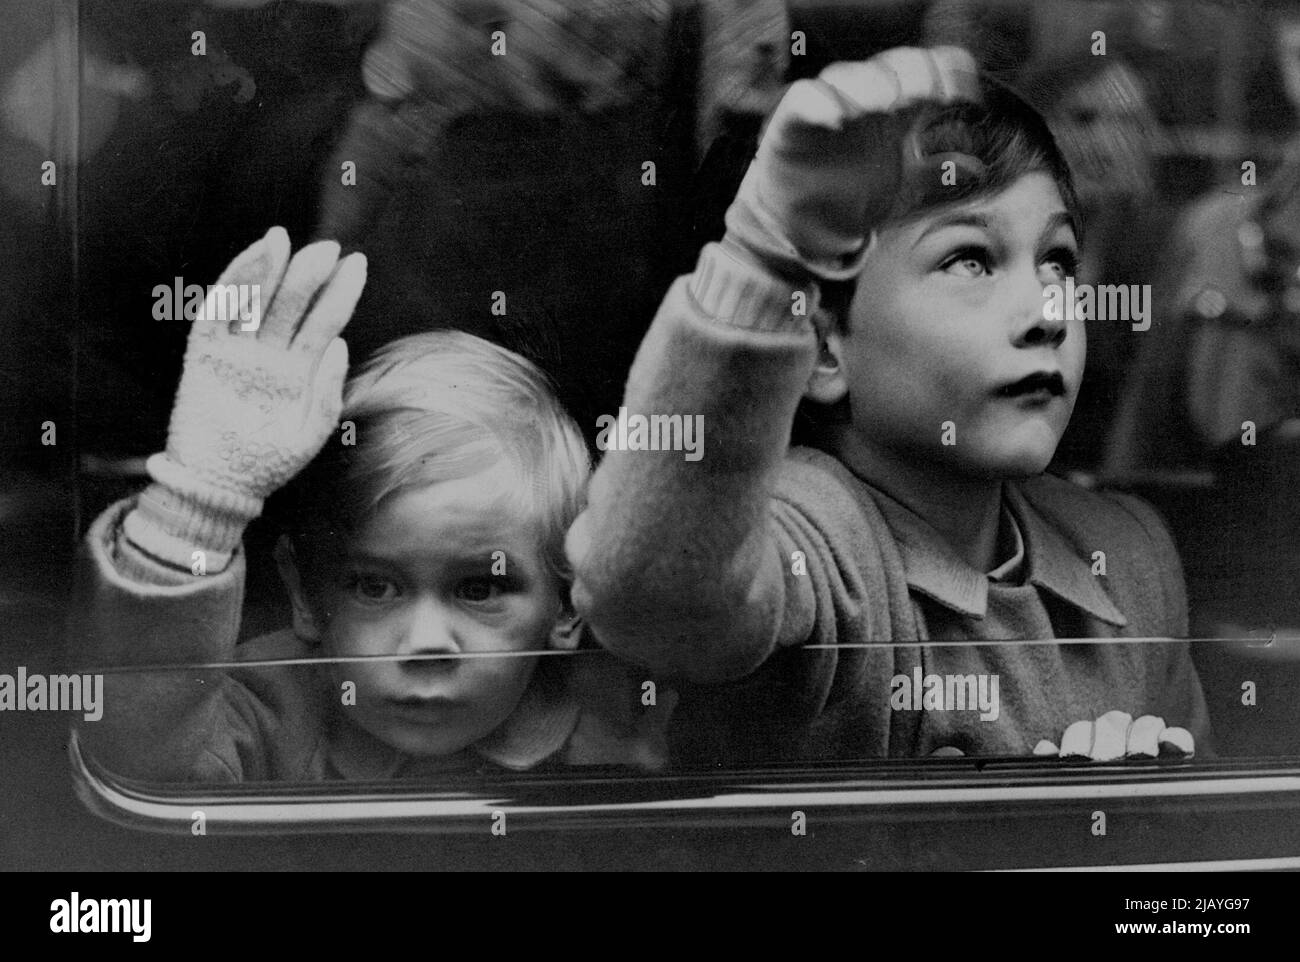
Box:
[77,229,616,779]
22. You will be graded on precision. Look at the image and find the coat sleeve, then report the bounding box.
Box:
[568,243,825,683]
[72,498,284,781]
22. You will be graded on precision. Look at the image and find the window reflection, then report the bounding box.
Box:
[71,635,1300,787]
[56,0,1300,801]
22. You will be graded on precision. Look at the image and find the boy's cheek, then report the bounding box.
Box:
[474,642,544,691]
[494,662,541,705]
[320,617,392,659]
[474,600,569,654]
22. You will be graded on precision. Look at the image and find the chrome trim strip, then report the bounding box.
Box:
[70,732,1300,833]
[1009,856,1300,872]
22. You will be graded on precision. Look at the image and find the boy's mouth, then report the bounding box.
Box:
[995,371,1066,399]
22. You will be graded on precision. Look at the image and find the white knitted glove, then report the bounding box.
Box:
[723,46,981,282]
[123,227,366,572]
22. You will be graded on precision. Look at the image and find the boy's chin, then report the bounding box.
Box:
[352,713,481,759]
[959,443,1058,480]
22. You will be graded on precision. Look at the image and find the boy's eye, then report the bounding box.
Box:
[940,247,990,277]
[350,574,399,603]
[1043,247,1080,280]
[456,577,503,604]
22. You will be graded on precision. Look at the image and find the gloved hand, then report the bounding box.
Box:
[1033,711,1195,761]
[124,227,366,571]
[723,46,981,282]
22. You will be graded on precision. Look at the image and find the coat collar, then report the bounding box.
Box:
[868,480,1128,627]
[1005,482,1128,628]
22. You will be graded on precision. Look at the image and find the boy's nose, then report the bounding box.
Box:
[1017,312,1068,348]
[1012,269,1068,348]
[398,598,462,660]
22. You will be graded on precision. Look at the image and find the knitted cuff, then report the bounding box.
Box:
[112,524,205,587]
[689,240,820,333]
[120,454,264,573]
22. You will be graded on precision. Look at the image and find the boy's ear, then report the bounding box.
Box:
[805,320,850,405]
[548,599,583,652]
[273,535,323,644]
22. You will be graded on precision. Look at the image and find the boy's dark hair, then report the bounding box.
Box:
[822,75,1084,334]
[793,75,1083,448]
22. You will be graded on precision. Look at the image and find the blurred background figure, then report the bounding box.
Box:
[1103,5,1300,632]
[1099,4,1300,753]
[310,0,683,436]
[1105,5,1300,478]
[1,1,86,615]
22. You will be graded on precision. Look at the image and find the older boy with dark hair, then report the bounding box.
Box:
[569,48,1208,763]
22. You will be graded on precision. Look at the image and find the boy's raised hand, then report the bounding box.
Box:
[127,227,366,572]
[725,46,980,282]
[155,227,365,510]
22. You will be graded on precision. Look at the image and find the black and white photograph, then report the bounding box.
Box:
[2,0,1299,900]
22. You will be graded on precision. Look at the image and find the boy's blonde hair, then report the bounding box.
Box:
[285,330,590,592]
